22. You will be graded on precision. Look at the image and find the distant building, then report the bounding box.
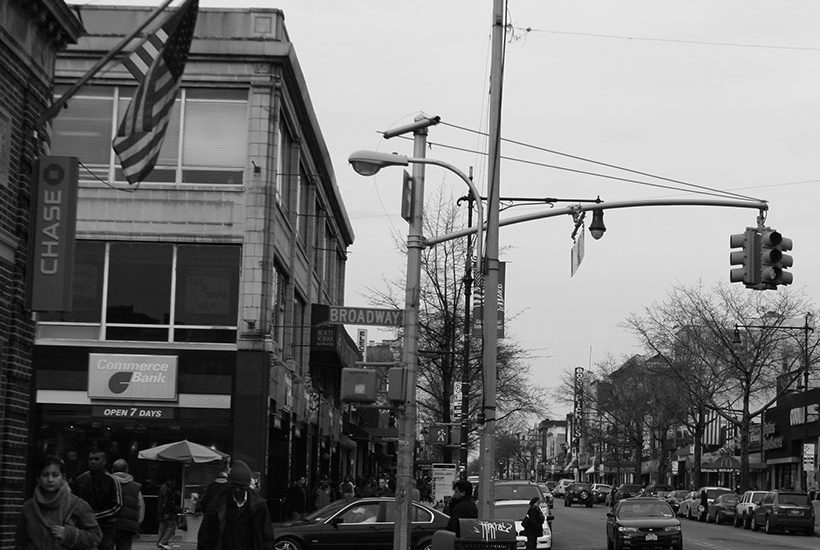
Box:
[0,0,82,544]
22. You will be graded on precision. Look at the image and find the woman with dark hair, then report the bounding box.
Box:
[521,496,545,550]
[14,455,102,550]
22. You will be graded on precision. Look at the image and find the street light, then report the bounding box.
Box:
[348,118,483,550]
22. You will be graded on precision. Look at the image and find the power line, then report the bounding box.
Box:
[439,120,763,202]
[516,27,820,53]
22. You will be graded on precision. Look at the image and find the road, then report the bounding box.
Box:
[550,502,817,550]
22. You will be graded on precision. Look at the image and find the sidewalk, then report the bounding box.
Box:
[132,533,197,550]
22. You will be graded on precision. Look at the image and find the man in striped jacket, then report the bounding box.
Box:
[71,449,123,550]
[112,459,145,550]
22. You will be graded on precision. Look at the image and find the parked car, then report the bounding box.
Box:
[665,490,690,513]
[552,478,576,498]
[750,490,815,535]
[690,486,733,521]
[642,484,674,498]
[606,497,682,550]
[493,481,552,528]
[564,482,594,507]
[591,483,612,504]
[493,499,553,549]
[706,493,739,524]
[733,490,768,529]
[675,491,699,519]
[537,482,554,506]
[272,497,448,550]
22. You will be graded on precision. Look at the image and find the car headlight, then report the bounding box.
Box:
[618,526,639,533]
[663,525,681,532]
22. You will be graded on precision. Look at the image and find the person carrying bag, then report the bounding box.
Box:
[520,496,544,550]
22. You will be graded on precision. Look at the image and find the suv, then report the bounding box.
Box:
[734,490,768,529]
[564,482,594,507]
[553,478,576,498]
[751,490,815,535]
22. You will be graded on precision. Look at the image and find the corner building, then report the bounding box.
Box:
[32,5,359,523]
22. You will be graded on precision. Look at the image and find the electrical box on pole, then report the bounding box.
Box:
[729,228,760,287]
[759,228,793,289]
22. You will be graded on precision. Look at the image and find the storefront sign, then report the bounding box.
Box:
[92,405,175,419]
[28,156,78,311]
[431,463,458,507]
[803,443,816,469]
[789,404,819,426]
[88,353,178,401]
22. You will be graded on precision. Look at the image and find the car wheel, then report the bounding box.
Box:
[416,539,433,550]
[274,538,303,550]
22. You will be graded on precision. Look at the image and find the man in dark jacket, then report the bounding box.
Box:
[111,459,144,550]
[285,476,309,519]
[197,459,274,550]
[445,480,478,537]
[71,449,123,550]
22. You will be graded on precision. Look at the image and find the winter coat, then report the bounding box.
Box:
[70,470,122,524]
[158,482,180,521]
[15,484,102,550]
[445,495,478,536]
[111,472,143,534]
[522,503,544,538]
[197,488,274,550]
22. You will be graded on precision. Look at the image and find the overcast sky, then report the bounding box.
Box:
[75,1,820,417]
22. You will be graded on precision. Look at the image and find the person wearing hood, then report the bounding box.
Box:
[15,455,102,550]
[198,467,230,514]
[197,459,274,550]
[110,459,144,550]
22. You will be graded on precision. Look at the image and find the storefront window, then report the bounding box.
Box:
[107,243,172,326]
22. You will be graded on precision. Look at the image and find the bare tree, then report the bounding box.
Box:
[366,190,547,461]
[625,281,817,490]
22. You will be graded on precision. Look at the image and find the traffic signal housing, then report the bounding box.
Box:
[759,228,793,289]
[729,228,760,287]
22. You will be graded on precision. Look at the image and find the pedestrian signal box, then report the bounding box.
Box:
[341,368,378,403]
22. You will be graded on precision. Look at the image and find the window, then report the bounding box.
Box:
[37,241,239,343]
[296,166,310,243]
[52,86,247,185]
[275,121,293,209]
[338,503,380,524]
[313,200,323,271]
[271,264,288,348]
[293,294,306,363]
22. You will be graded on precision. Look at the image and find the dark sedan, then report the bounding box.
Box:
[273,497,449,550]
[706,493,739,524]
[606,497,682,550]
[751,490,815,535]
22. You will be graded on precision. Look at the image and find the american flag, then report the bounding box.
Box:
[113,0,198,184]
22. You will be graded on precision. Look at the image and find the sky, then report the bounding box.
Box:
[73,1,820,417]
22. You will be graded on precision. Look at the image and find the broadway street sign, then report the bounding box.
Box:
[327,305,404,326]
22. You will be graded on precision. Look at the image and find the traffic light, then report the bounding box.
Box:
[729,228,760,287]
[759,228,793,289]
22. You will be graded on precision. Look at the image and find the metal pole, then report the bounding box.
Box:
[460,189,474,467]
[393,120,427,550]
[478,0,505,519]
[803,313,811,492]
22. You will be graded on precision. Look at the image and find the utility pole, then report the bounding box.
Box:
[478,0,505,519]
[460,187,474,467]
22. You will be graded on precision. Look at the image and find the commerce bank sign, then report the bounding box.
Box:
[88,353,178,401]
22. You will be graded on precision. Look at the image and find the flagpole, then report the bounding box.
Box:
[38,0,178,126]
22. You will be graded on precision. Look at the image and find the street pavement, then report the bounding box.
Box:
[133,534,197,550]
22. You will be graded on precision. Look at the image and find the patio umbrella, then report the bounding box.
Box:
[707,454,741,471]
[138,440,230,509]
[138,440,229,464]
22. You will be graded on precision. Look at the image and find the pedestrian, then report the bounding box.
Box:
[70,448,122,550]
[445,480,478,537]
[313,477,333,510]
[521,496,545,550]
[339,475,355,500]
[110,459,144,550]
[156,477,180,550]
[698,489,708,522]
[197,459,275,550]
[199,466,230,514]
[285,476,308,520]
[15,455,102,550]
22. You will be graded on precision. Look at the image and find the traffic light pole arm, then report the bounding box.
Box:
[424,197,767,247]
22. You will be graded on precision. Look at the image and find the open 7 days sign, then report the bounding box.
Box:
[88,353,178,401]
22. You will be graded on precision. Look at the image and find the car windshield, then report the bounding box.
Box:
[779,494,810,506]
[494,485,541,500]
[492,503,531,520]
[618,502,674,518]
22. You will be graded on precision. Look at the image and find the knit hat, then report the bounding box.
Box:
[228,460,251,487]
